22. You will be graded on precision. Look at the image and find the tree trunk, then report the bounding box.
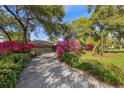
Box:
[100,33,104,56]
[23,28,28,42]
[99,27,104,56]
[119,38,122,49]
[0,27,12,41]
[92,39,100,55]
[4,5,28,42]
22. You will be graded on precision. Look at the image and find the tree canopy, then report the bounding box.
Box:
[0,5,66,42]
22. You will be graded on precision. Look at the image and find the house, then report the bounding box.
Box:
[30,40,55,55]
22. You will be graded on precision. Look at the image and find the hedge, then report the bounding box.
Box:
[0,53,30,88]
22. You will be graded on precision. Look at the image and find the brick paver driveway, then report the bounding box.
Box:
[16,53,112,88]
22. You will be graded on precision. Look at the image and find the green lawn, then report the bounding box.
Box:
[80,53,124,68]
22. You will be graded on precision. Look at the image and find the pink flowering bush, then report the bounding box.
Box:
[63,39,81,51]
[84,44,94,50]
[0,41,35,53]
[56,41,64,57]
[20,42,35,52]
[56,39,81,57]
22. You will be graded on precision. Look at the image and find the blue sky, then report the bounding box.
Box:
[30,5,92,41]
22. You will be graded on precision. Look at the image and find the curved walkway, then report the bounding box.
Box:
[16,53,112,88]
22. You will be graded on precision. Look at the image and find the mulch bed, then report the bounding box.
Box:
[85,52,116,58]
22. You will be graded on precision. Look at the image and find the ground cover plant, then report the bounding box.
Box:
[79,59,124,87]
[0,53,30,88]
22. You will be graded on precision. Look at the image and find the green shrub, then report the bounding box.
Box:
[0,69,17,88]
[60,52,82,68]
[8,53,30,63]
[79,59,124,86]
[79,50,86,55]
[60,52,79,63]
[68,61,82,68]
[51,45,56,52]
[0,53,31,88]
[0,61,22,74]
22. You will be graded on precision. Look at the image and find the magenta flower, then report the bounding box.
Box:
[0,41,35,53]
[84,44,94,50]
[56,39,81,57]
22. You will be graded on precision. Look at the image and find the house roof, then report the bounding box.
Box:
[30,40,55,47]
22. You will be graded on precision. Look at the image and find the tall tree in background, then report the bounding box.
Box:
[90,5,124,55]
[107,7,124,49]
[69,17,92,44]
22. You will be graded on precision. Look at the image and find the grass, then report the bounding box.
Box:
[104,49,124,53]
[80,52,124,68]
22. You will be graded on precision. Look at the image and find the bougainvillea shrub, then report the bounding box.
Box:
[56,41,64,57]
[83,44,94,50]
[86,44,94,50]
[56,39,81,57]
[0,41,35,53]
[19,42,35,52]
[63,39,81,51]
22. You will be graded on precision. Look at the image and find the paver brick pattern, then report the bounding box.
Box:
[16,53,113,88]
